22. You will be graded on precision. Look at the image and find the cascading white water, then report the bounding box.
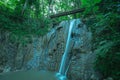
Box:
[56,20,76,80]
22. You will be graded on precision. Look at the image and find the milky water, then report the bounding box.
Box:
[57,19,76,80]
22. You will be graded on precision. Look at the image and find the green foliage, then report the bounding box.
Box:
[92,13,120,79]
[0,0,16,10]
[81,0,101,15]
[98,0,120,13]
[95,41,120,79]
[0,2,50,44]
[84,0,120,79]
[93,12,120,42]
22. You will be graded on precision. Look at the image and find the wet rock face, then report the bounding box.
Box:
[38,24,67,71]
[0,31,33,72]
[37,19,99,80]
[67,20,95,80]
[0,19,99,80]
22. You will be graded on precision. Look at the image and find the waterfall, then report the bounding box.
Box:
[56,19,76,80]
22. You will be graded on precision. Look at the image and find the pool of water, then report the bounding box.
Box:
[0,70,58,80]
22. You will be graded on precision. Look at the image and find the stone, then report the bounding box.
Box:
[0,19,100,80]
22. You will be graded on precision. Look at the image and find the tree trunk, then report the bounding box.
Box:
[50,8,85,18]
[22,0,28,15]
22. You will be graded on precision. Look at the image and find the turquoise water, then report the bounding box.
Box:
[0,70,58,80]
[56,20,76,80]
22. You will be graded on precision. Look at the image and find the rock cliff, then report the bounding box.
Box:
[0,19,100,80]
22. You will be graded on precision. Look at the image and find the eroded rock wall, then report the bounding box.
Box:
[37,19,99,80]
[0,19,100,80]
[0,31,33,72]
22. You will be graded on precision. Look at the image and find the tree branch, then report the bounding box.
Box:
[50,8,85,18]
